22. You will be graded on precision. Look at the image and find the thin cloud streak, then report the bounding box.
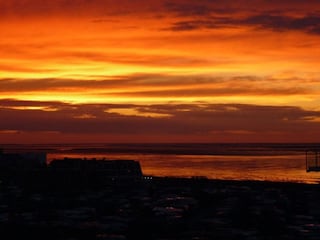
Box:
[166,14,320,35]
[0,75,316,98]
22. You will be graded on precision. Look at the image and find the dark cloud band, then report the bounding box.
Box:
[0,99,319,137]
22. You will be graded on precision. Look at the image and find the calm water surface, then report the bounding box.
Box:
[4,143,320,184]
[44,143,320,184]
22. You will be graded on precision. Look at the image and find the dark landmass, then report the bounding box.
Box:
[0,150,320,239]
[3,142,318,156]
[1,174,320,240]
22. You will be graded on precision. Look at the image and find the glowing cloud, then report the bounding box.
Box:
[1,0,319,142]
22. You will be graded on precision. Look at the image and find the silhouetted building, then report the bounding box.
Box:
[0,151,46,170]
[0,150,47,186]
[49,158,143,178]
[42,158,143,189]
[306,149,320,172]
[0,150,143,188]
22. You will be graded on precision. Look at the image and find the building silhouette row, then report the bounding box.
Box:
[0,149,143,188]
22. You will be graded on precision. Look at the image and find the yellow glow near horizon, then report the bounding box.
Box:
[1,92,316,108]
[0,106,58,111]
[106,108,172,118]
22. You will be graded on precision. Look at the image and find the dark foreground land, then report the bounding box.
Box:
[1,176,320,240]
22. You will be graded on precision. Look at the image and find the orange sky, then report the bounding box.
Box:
[1,0,320,143]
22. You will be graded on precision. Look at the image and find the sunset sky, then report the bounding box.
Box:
[1,0,320,143]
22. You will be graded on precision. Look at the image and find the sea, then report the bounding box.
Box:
[2,143,320,184]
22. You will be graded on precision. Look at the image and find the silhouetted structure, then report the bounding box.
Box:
[49,158,142,177]
[306,149,320,172]
[47,158,143,187]
[0,150,143,188]
[0,150,46,170]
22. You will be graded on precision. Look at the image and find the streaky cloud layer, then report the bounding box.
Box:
[0,0,319,142]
